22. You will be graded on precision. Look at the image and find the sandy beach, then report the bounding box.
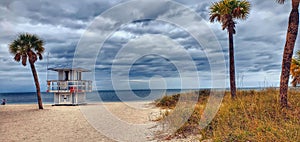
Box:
[0,102,161,142]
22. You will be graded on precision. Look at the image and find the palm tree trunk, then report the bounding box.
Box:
[229,30,236,98]
[30,62,43,109]
[279,0,299,108]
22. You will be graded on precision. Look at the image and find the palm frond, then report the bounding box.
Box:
[22,54,27,66]
[290,57,300,87]
[9,40,21,54]
[210,13,221,22]
[31,34,45,53]
[291,75,300,87]
[210,2,223,22]
[14,53,21,62]
[37,52,43,60]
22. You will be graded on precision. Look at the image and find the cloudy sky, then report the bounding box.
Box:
[0,0,298,92]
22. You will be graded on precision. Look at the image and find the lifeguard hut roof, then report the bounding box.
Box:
[48,67,90,72]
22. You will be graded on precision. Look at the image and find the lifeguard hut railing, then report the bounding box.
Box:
[47,80,92,93]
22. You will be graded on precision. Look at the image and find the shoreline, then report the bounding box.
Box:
[2,101,155,105]
[0,100,156,106]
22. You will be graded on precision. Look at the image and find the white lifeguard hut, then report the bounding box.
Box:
[47,68,92,106]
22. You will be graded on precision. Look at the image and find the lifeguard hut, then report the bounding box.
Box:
[47,68,92,105]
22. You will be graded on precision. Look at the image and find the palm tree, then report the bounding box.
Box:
[209,0,250,98]
[9,33,44,109]
[290,51,300,87]
[278,0,299,108]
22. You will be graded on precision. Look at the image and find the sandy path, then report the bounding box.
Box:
[0,102,160,142]
[79,102,161,142]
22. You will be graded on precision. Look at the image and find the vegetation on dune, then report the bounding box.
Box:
[278,0,299,108]
[9,33,45,109]
[155,90,211,109]
[155,94,180,109]
[154,90,210,139]
[155,88,300,141]
[209,0,251,98]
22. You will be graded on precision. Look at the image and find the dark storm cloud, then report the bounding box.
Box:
[3,0,120,29]
[0,0,296,92]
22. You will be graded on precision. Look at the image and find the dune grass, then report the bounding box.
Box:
[155,88,300,141]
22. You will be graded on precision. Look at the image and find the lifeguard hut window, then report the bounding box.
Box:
[65,71,69,81]
[77,72,82,80]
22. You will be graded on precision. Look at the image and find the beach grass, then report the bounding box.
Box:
[155,88,300,141]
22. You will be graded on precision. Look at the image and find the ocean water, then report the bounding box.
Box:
[0,89,188,104]
[0,87,268,104]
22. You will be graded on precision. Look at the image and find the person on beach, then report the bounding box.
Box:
[1,99,6,105]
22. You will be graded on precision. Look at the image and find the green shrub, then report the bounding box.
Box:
[155,93,180,109]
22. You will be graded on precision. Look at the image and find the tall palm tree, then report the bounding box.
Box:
[209,0,250,98]
[278,0,299,108]
[9,33,44,109]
